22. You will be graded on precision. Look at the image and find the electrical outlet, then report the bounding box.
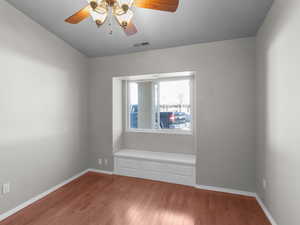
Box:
[262,178,267,190]
[2,183,10,194]
[98,158,102,165]
[104,159,108,165]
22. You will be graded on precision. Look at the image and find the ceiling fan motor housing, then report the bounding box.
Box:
[106,0,117,6]
[91,0,128,12]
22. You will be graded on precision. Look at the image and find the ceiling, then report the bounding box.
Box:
[7,0,273,57]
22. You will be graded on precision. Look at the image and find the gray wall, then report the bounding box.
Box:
[0,1,89,214]
[256,0,300,224]
[89,37,256,192]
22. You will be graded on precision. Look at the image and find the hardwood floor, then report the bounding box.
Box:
[0,172,271,225]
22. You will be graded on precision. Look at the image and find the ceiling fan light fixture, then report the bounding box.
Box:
[66,0,180,36]
[115,9,133,28]
[89,9,108,27]
[94,6,108,14]
[89,0,99,10]
[117,0,134,8]
[94,1,109,13]
[121,4,129,13]
[113,5,125,16]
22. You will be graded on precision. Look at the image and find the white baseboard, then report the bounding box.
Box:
[0,169,89,222]
[195,184,256,197]
[255,194,278,225]
[88,168,113,175]
[0,169,277,225]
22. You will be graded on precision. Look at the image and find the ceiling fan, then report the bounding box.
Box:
[65,0,179,36]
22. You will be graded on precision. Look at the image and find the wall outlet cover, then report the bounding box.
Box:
[2,183,10,194]
[98,158,102,165]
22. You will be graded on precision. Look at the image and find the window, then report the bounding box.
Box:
[127,75,193,134]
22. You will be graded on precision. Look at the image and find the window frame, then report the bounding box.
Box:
[125,75,194,135]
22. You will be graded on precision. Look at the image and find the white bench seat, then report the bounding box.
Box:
[114,149,196,186]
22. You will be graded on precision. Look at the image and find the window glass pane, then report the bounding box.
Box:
[153,83,160,129]
[128,82,138,129]
[159,80,191,130]
[128,78,192,132]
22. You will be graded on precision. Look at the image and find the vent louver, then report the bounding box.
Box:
[133,42,150,47]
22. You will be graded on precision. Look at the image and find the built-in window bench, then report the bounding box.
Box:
[114,149,196,186]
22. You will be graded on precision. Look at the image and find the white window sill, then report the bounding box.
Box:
[125,128,193,136]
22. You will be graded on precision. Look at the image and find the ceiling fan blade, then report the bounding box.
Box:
[124,22,138,36]
[65,5,90,24]
[134,0,179,12]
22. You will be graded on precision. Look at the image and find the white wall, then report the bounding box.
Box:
[89,37,257,192]
[256,0,300,224]
[0,1,89,214]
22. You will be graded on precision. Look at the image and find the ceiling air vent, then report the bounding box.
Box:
[133,42,150,47]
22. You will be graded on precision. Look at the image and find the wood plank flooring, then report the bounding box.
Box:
[0,172,271,225]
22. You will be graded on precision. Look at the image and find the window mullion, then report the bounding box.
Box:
[157,80,160,129]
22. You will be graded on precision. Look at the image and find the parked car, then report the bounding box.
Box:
[130,105,188,129]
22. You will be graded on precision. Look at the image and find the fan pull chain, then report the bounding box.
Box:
[109,22,113,35]
[108,10,113,35]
